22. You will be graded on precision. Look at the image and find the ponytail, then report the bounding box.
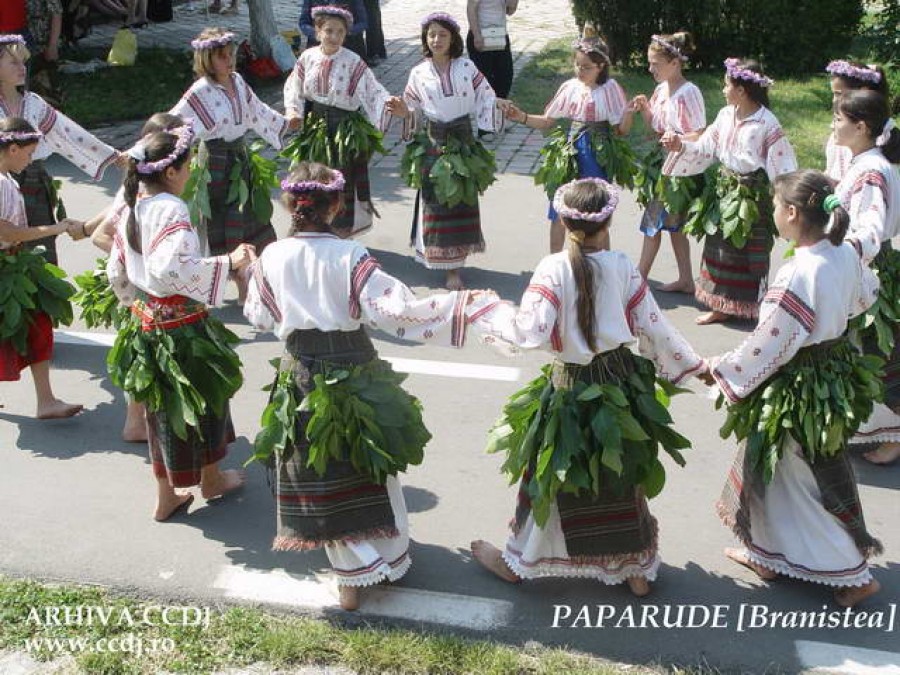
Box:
[567,232,598,352]
[826,204,850,246]
[773,169,847,245]
[880,127,900,164]
[124,160,142,253]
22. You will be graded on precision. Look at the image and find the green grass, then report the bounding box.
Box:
[0,576,652,675]
[59,47,194,126]
[511,38,851,170]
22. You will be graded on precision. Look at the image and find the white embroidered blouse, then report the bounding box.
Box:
[663,104,797,180]
[107,192,230,307]
[0,92,118,180]
[0,171,27,249]
[170,73,289,149]
[825,133,852,181]
[647,81,706,136]
[543,77,628,126]
[402,57,503,135]
[283,46,392,131]
[710,239,879,402]
[244,233,491,347]
[468,250,703,382]
[834,147,900,265]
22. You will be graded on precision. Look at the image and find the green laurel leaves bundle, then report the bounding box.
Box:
[72,258,129,330]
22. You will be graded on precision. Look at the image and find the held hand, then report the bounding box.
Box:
[660,131,683,152]
[287,115,302,131]
[114,152,131,169]
[386,96,410,119]
[228,243,256,272]
[629,94,648,112]
[62,219,86,241]
[696,362,716,387]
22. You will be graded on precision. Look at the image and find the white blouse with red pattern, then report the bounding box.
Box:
[543,77,628,126]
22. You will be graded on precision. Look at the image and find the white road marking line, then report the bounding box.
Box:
[56,330,522,382]
[211,566,514,631]
[795,640,900,674]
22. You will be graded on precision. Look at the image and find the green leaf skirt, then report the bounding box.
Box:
[72,257,130,330]
[487,346,692,529]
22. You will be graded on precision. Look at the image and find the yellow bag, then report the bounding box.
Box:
[107,28,137,66]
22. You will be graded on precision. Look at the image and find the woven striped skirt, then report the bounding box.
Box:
[12,161,63,265]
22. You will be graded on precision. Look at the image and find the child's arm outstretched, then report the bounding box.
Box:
[0,217,70,244]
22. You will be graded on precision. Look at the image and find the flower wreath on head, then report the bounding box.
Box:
[724,58,774,88]
[0,129,42,144]
[0,34,27,48]
[553,177,620,223]
[190,32,237,51]
[651,35,688,63]
[825,60,882,85]
[126,122,195,175]
[311,5,355,28]
[281,169,346,195]
[421,12,460,32]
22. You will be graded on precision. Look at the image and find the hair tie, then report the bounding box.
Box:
[568,230,586,245]
[294,195,315,208]
[823,194,842,214]
[876,118,895,147]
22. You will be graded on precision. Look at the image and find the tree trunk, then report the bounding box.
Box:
[247,0,278,58]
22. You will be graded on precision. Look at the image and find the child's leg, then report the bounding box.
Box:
[637,232,662,279]
[30,360,83,419]
[154,475,194,522]
[445,269,464,291]
[122,398,148,442]
[862,442,900,465]
[549,217,565,254]
[657,232,694,293]
[199,461,245,499]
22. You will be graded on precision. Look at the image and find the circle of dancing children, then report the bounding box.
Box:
[502,26,635,254]
[0,117,82,419]
[0,34,120,265]
[824,60,890,181]
[829,89,900,465]
[661,58,797,325]
[282,4,400,238]
[468,177,703,596]
[170,28,295,301]
[392,12,505,291]
[631,32,706,293]
[706,169,883,608]
[105,123,256,522]
[242,161,495,610]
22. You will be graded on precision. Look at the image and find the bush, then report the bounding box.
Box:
[571,0,864,74]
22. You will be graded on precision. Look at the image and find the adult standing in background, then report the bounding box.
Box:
[25,0,64,107]
[466,0,517,137]
[363,0,385,65]
[299,0,367,60]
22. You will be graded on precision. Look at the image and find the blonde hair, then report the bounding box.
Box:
[648,31,696,62]
[191,27,236,79]
[0,41,31,64]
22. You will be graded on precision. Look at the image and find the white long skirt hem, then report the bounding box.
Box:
[848,403,900,445]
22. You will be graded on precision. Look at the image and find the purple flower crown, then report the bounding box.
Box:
[553,177,619,223]
[190,32,237,50]
[281,170,346,193]
[573,36,608,57]
[311,5,355,28]
[825,60,882,85]
[128,123,195,175]
[651,35,688,62]
[0,130,42,143]
[724,58,773,88]
[421,12,460,32]
[0,34,27,48]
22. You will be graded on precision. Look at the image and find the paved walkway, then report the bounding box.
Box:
[80,0,574,173]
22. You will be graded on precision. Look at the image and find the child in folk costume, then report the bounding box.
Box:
[503,27,634,254]
[708,169,883,608]
[283,5,398,238]
[393,12,505,291]
[106,125,256,522]
[0,34,120,265]
[630,32,705,292]
[468,178,703,596]
[662,59,797,325]
[243,162,495,610]
[831,90,900,465]
[77,113,185,443]
[171,28,297,298]
[824,61,889,181]
[0,118,82,418]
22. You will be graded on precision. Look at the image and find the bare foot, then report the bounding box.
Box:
[626,576,651,597]
[445,270,465,291]
[863,443,900,465]
[834,579,880,607]
[695,310,730,325]
[470,540,521,583]
[339,586,360,611]
[37,399,83,419]
[725,547,778,580]
[657,280,695,294]
[154,493,194,522]
[200,469,245,500]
